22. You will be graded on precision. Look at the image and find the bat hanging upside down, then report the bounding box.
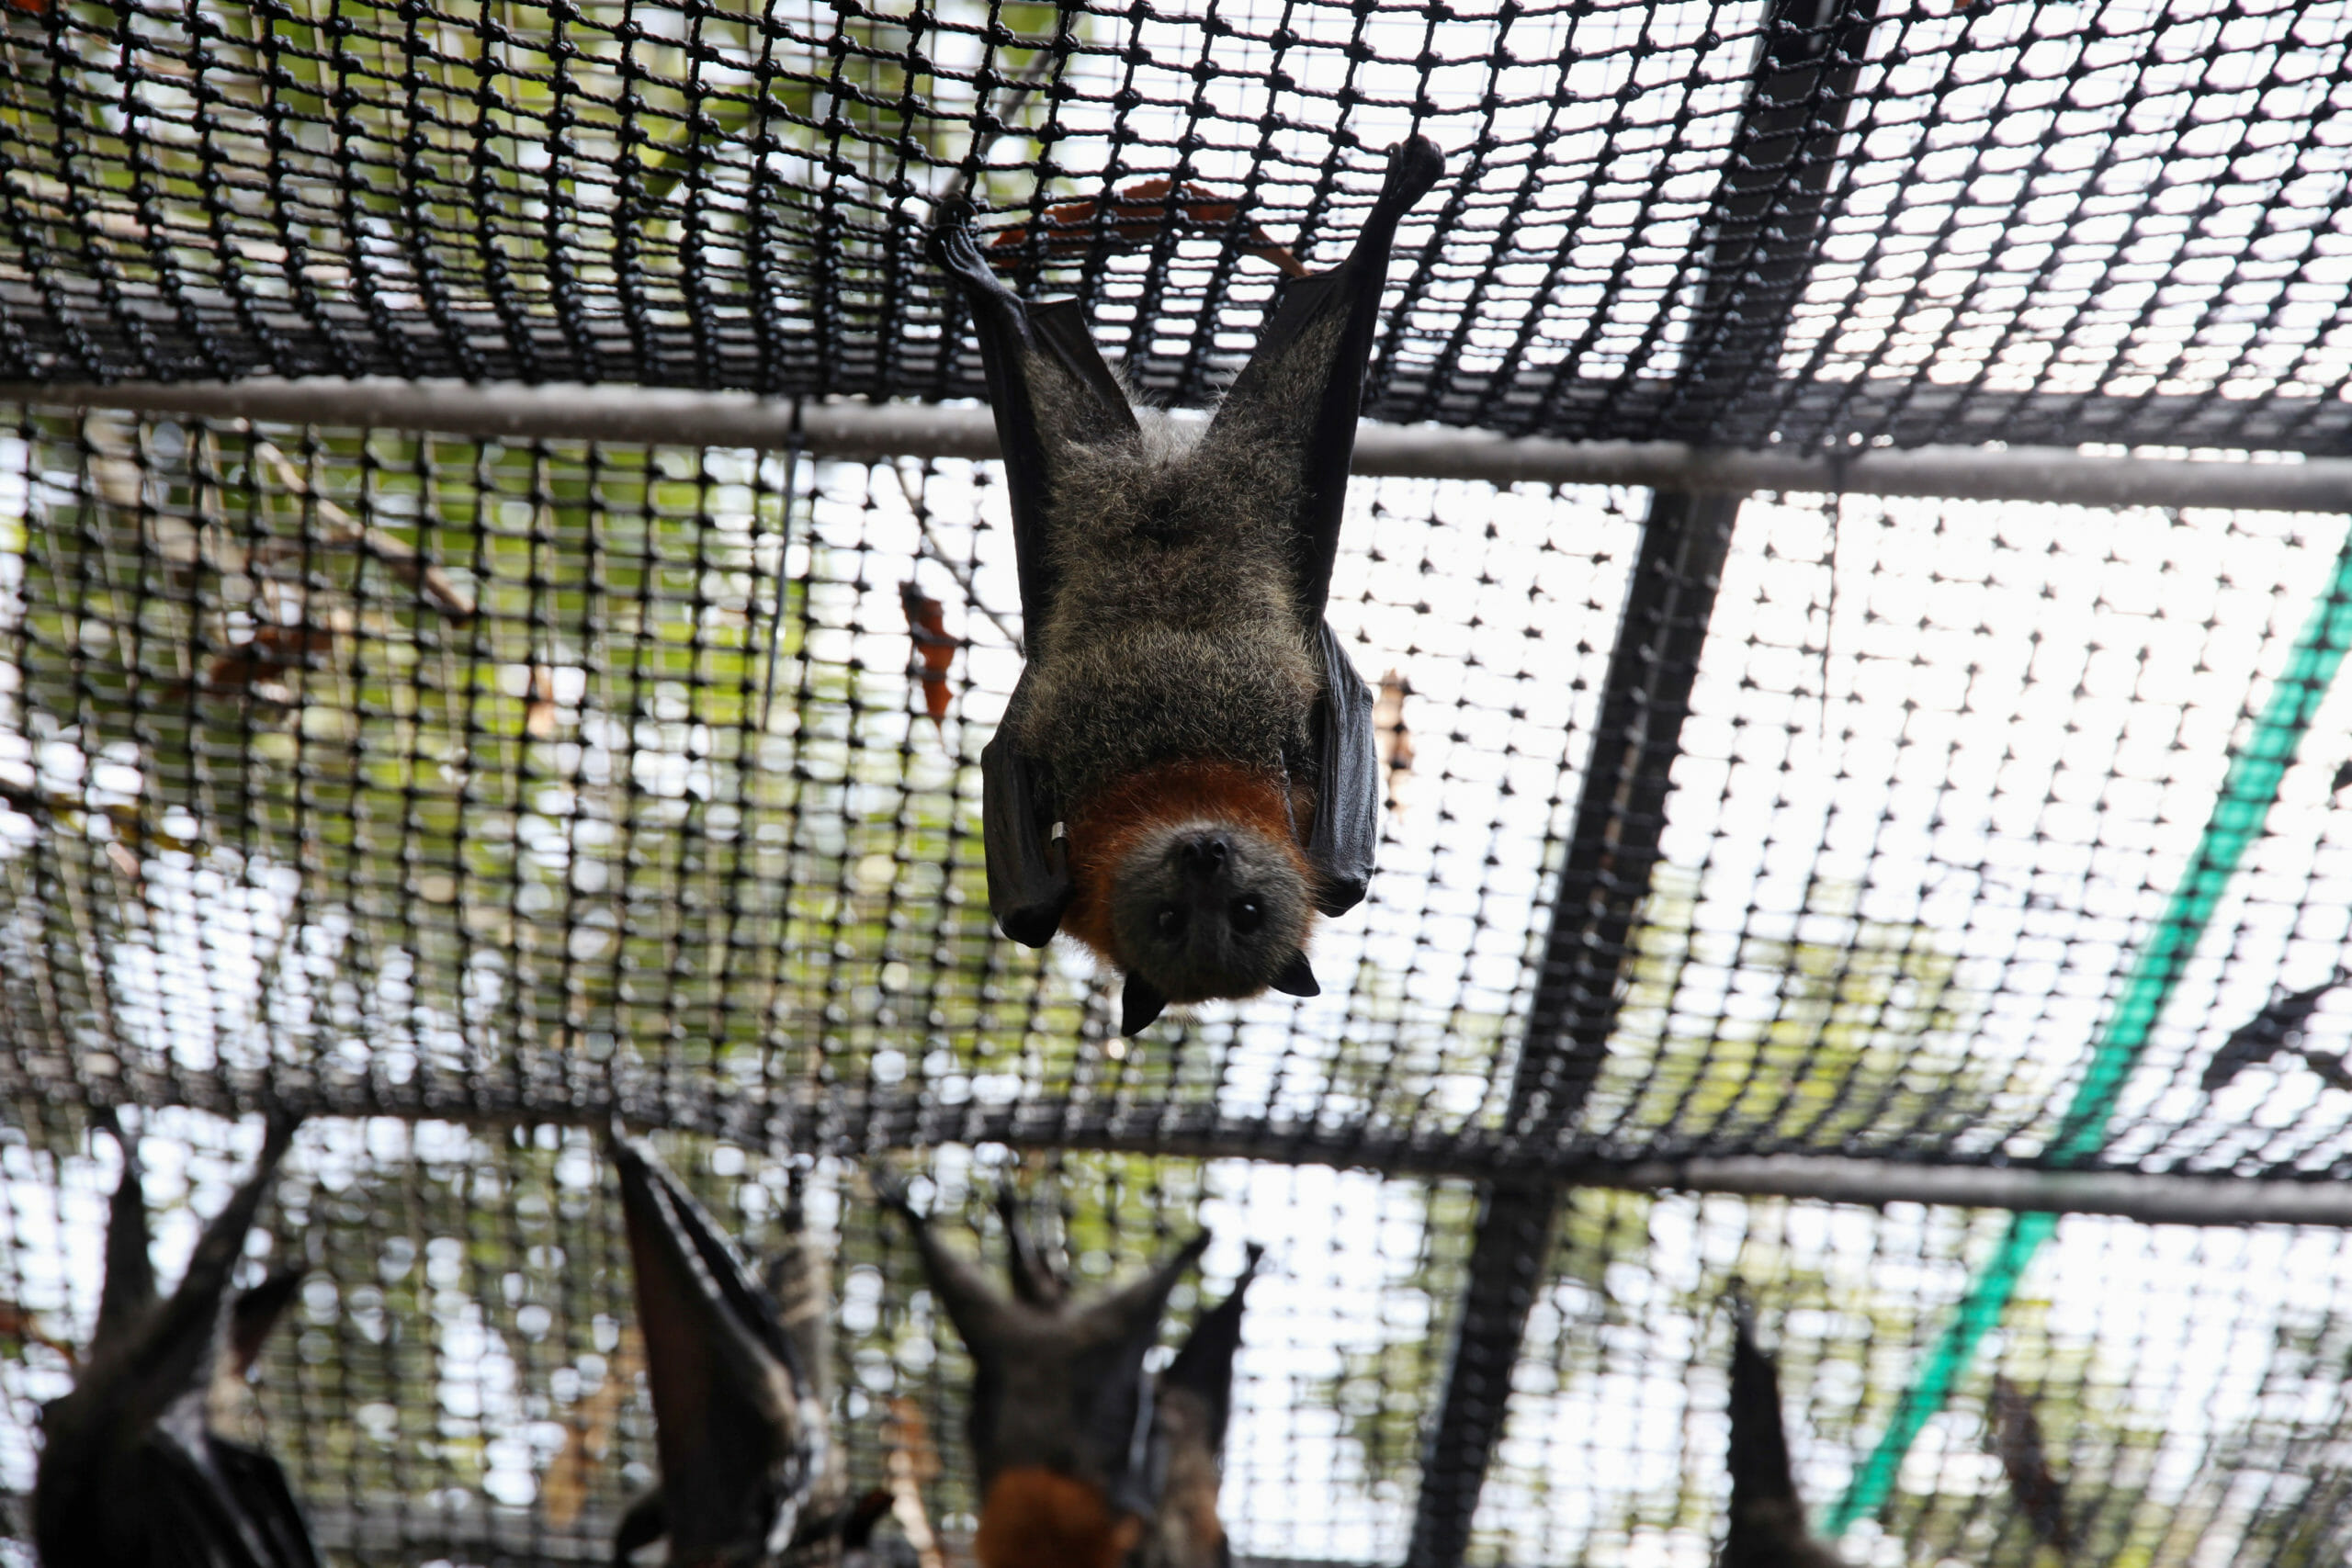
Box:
[33,1111,317,1568]
[883,1180,1261,1568]
[1722,1307,1848,1568]
[933,137,1446,1035]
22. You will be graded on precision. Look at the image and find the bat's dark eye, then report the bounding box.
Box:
[1228,897,1263,935]
[1156,905,1187,939]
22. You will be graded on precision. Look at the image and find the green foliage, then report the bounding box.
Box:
[1589,865,1992,1151]
[0,0,1080,313]
[0,411,1098,1119]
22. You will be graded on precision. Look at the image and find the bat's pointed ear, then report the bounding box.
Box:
[1122,973,1170,1035]
[1164,1242,1263,1454]
[1268,953,1319,998]
[612,1134,814,1562]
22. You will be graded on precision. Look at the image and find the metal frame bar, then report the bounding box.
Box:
[5,378,2350,513]
[53,1076,2352,1225]
[1402,1,1881,1559]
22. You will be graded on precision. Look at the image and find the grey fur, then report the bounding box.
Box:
[1012,334,1340,807]
[950,138,1445,1008]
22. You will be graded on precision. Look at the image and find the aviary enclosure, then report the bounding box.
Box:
[3,0,2352,1560]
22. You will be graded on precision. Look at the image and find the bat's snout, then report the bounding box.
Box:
[1174,831,1232,886]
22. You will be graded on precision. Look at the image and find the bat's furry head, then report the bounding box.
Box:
[1060,761,1323,1031]
[879,1179,1207,1568]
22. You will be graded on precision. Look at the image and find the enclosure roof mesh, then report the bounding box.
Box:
[0,0,2348,453]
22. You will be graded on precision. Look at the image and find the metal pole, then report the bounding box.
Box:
[1403,0,1879,1557]
[70,1076,2352,1226]
[3,378,2348,513]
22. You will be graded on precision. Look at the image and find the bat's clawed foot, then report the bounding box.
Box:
[929,203,1015,306]
[1383,134,1447,206]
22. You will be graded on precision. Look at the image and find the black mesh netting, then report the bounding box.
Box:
[4,0,2352,452]
[6,406,2352,1562]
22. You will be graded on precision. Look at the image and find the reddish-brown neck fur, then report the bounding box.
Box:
[1060,760,1306,967]
[973,1468,1143,1568]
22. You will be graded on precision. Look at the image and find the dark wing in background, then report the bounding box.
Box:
[611,1131,820,1565]
[1144,1246,1264,1568]
[2203,972,2349,1092]
[1991,1375,2073,1558]
[1160,1243,1262,1460]
[1204,137,1444,915]
[933,212,1144,950]
[33,1114,315,1568]
[1723,1312,1845,1568]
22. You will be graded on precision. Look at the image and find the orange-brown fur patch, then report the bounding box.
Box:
[1059,760,1311,969]
[973,1468,1145,1568]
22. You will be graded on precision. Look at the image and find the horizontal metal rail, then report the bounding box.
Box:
[50,1071,2352,1226]
[0,1492,1353,1568]
[6,378,2351,513]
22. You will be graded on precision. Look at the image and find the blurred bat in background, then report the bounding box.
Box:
[1373,669,1413,814]
[33,1111,315,1568]
[934,137,1444,1035]
[609,1133,893,1566]
[2201,971,2350,1094]
[1991,1374,2073,1560]
[1722,1310,1846,1568]
[881,1179,1207,1568]
[1139,1242,1262,1568]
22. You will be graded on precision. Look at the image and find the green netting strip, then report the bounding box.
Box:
[1824,514,2352,1535]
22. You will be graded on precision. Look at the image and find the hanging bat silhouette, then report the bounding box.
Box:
[933,136,1445,1035]
[2201,971,2350,1093]
[1140,1242,1262,1568]
[33,1111,316,1568]
[1722,1312,1846,1568]
[1990,1374,2073,1559]
[881,1179,1209,1568]
[609,1132,894,1567]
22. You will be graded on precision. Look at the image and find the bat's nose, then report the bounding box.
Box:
[1175,833,1230,884]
